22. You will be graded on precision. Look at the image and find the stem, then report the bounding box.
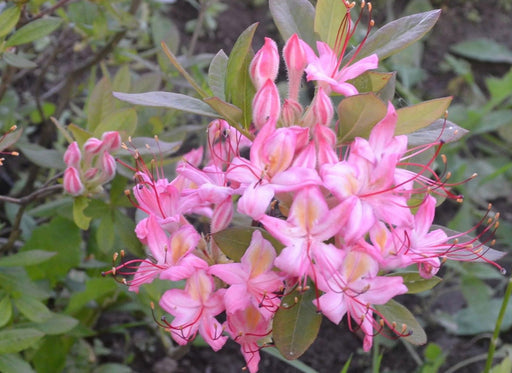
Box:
[483,274,512,373]
[187,0,211,58]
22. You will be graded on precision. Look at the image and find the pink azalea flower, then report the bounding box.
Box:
[226,305,272,373]
[305,41,378,96]
[160,269,227,351]
[209,230,283,319]
[317,248,408,351]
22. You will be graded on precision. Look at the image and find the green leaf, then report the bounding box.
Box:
[343,10,441,63]
[93,108,137,138]
[273,288,322,360]
[0,127,22,153]
[114,210,143,257]
[116,136,181,157]
[314,0,348,52]
[31,335,72,373]
[225,23,258,130]
[269,0,316,48]
[112,65,132,94]
[67,124,93,148]
[33,313,78,335]
[395,97,452,135]
[337,93,387,143]
[17,142,66,169]
[0,353,35,373]
[21,217,82,283]
[208,50,229,100]
[0,6,21,38]
[13,295,52,322]
[87,76,116,132]
[348,71,396,95]
[66,277,118,315]
[73,196,91,230]
[0,250,56,267]
[0,295,12,327]
[375,299,427,345]
[2,52,37,69]
[386,272,441,294]
[451,38,512,64]
[490,357,512,373]
[203,97,244,131]
[407,119,468,146]
[212,227,284,261]
[96,214,115,254]
[0,328,44,354]
[112,91,219,117]
[0,267,50,300]
[6,17,62,47]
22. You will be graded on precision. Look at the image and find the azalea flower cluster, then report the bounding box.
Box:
[63,131,121,196]
[103,28,502,373]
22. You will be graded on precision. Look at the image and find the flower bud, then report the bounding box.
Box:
[302,87,333,127]
[63,167,84,196]
[63,142,81,169]
[283,34,311,101]
[83,137,103,156]
[252,79,281,130]
[281,99,303,127]
[249,37,279,90]
[100,152,117,183]
[101,131,121,152]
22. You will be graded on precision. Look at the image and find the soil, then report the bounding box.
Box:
[97,1,512,372]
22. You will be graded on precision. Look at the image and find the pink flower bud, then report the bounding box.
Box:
[281,99,303,127]
[84,167,99,180]
[283,34,312,101]
[302,87,333,127]
[252,79,281,130]
[64,142,81,168]
[101,131,121,152]
[63,167,84,196]
[100,152,117,182]
[249,37,279,90]
[83,137,103,156]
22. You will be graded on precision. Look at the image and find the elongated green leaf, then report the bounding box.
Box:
[203,97,245,134]
[14,296,51,322]
[0,329,44,354]
[343,10,441,63]
[451,38,512,64]
[273,288,322,359]
[0,295,12,327]
[386,272,441,294]
[32,313,78,335]
[348,71,396,95]
[270,0,316,48]
[87,76,116,132]
[0,353,35,373]
[212,227,284,261]
[395,97,452,135]
[0,250,56,267]
[337,92,387,143]
[0,268,50,300]
[113,91,219,117]
[2,52,37,69]
[66,277,118,314]
[93,108,137,138]
[17,142,66,169]
[262,347,317,373]
[0,127,22,153]
[0,6,21,38]
[407,119,468,146]
[208,50,228,100]
[225,23,258,130]
[314,0,348,52]
[117,136,181,157]
[375,299,426,345]
[6,17,62,47]
[112,65,132,94]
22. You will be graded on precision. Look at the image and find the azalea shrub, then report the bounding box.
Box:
[96,0,506,371]
[1,0,509,372]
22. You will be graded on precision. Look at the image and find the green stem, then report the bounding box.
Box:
[484,275,512,373]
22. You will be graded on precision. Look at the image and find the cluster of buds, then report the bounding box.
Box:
[102,8,502,373]
[63,131,121,196]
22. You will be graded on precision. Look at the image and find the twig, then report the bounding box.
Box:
[18,0,76,27]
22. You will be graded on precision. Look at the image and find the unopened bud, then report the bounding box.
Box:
[250,37,279,90]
